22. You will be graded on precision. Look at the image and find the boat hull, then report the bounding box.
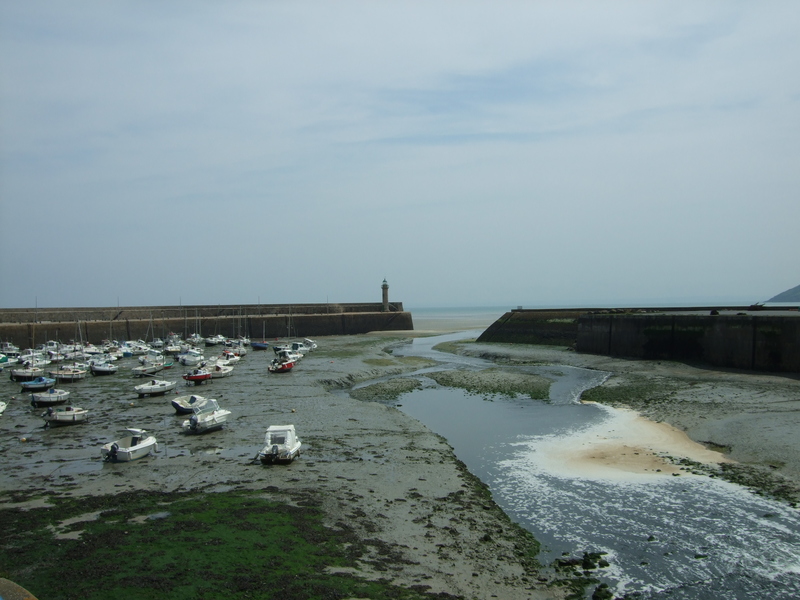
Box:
[134,380,177,397]
[42,406,88,427]
[30,389,70,407]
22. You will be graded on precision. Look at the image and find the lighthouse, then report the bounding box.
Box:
[381,279,389,312]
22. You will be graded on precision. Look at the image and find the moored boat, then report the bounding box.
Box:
[89,360,119,375]
[183,368,212,384]
[258,424,301,464]
[171,394,208,415]
[10,364,45,382]
[48,365,88,382]
[30,388,70,407]
[268,358,295,373]
[42,405,88,427]
[20,376,56,392]
[182,398,231,434]
[209,364,234,378]
[134,379,177,397]
[101,428,158,462]
[131,361,165,377]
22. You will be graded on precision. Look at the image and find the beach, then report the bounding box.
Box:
[1,325,798,599]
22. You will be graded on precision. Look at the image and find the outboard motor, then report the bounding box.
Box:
[190,415,198,431]
[271,444,279,459]
[106,442,119,462]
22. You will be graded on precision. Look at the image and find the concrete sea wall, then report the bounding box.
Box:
[0,302,412,349]
[477,307,800,373]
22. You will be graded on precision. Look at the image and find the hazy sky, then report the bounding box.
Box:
[1,1,798,309]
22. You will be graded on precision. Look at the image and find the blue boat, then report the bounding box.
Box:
[20,376,56,392]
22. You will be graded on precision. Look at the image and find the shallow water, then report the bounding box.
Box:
[389,332,800,599]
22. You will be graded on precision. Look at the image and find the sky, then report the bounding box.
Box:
[1,1,798,310]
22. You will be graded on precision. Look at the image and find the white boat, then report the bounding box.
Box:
[42,405,88,427]
[89,359,119,375]
[209,363,234,378]
[134,379,177,397]
[204,334,226,347]
[0,341,20,356]
[101,428,158,462]
[182,398,231,434]
[258,424,302,464]
[131,361,165,377]
[0,401,7,416]
[30,388,70,407]
[171,394,208,414]
[178,348,205,366]
[48,365,88,382]
[9,364,45,382]
[215,350,240,365]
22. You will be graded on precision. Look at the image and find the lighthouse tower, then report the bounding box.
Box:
[381,279,389,311]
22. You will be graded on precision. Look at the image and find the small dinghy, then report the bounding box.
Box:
[171,394,208,415]
[258,424,302,464]
[30,388,70,408]
[101,428,158,462]
[182,398,231,434]
[20,376,56,392]
[42,405,88,427]
[134,379,177,397]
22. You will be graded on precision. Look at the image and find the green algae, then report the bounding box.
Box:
[0,490,440,600]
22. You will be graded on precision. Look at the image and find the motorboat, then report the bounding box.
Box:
[258,425,301,464]
[0,353,18,365]
[0,401,7,415]
[182,398,231,434]
[0,341,20,356]
[204,334,226,347]
[268,357,295,373]
[41,405,88,427]
[303,338,318,351]
[89,359,119,376]
[30,388,70,408]
[209,364,234,378]
[250,341,269,351]
[178,348,205,366]
[134,379,177,397]
[183,368,212,384]
[101,428,158,462]
[19,376,56,392]
[48,365,88,382]
[216,350,240,365]
[171,394,208,415]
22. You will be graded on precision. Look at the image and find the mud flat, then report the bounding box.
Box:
[0,334,569,600]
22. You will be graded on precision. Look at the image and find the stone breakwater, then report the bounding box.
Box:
[0,302,412,348]
[478,306,800,373]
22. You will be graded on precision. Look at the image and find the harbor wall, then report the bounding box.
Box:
[0,302,412,349]
[477,307,800,373]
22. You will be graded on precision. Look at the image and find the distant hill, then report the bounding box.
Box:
[769,284,800,302]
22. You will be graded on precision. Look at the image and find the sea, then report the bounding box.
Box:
[383,307,800,599]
